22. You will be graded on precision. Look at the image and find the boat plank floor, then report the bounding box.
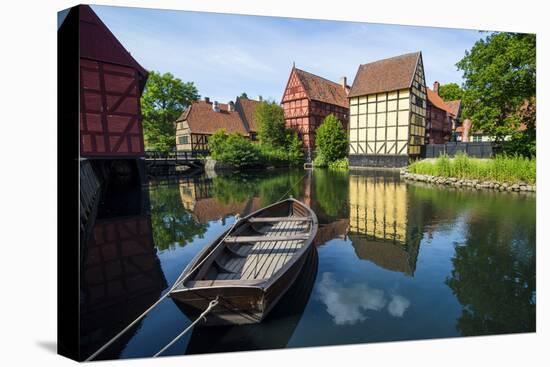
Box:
[215,217,308,281]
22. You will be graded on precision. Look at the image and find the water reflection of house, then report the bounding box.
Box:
[348,173,421,276]
[80,215,167,360]
[178,177,214,212]
[178,178,262,224]
[314,219,350,245]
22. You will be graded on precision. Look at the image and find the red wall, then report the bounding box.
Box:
[426,103,452,144]
[282,70,349,151]
[80,59,145,157]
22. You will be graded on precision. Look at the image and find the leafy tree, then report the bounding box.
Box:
[240,92,248,99]
[285,130,304,165]
[141,71,199,152]
[256,100,286,147]
[457,32,536,146]
[315,114,348,163]
[438,83,464,101]
[208,129,259,168]
[207,129,229,156]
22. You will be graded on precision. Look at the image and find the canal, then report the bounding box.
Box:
[80,168,536,360]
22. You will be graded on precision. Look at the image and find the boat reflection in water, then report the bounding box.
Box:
[181,246,319,354]
[348,171,421,276]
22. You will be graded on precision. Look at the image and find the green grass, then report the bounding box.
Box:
[407,154,536,184]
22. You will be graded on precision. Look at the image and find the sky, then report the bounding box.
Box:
[92,5,483,104]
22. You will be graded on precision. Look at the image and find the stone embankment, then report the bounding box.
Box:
[400,171,536,192]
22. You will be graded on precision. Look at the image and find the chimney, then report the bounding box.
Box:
[204,97,210,103]
[227,101,235,112]
[433,81,440,95]
[212,101,220,112]
[340,76,347,89]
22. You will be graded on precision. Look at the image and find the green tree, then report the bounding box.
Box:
[240,92,248,99]
[438,83,464,101]
[141,71,199,152]
[457,32,536,145]
[256,100,286,147]
[315,114,348,163]
[208,129,259,168]
[285,130,304,165]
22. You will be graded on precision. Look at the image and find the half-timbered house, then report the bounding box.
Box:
[348,52,427,168]
[78,5,148,158]
[425,82,455,144]
[281,66,350,154]
[175,96,261,152]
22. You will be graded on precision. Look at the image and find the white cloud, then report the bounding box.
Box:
[317,272,412,325]
[317,272,386,325]
[387,294,411,318]
[92,5,482,102]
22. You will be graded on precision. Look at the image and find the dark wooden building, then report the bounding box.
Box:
[79,5,148,157]
[281,66,350,154]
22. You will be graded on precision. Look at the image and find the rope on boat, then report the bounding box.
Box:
[153,297,219,357]
[86,172,310,361]
[85,216,242,361]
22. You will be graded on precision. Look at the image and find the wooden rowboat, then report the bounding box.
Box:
[170,198,318,326]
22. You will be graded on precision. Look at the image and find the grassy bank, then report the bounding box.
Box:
[407,154,536,184]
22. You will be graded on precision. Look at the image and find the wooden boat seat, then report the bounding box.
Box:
[224,234,310,243]
[214,217,310,281]
[247,216,311,223]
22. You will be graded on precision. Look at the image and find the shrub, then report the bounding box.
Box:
[285,130,304,165]
[328,157,349,170]
[312,150,329,168]
[209,129,259,168]
[208,129,229,158]
[315,114,348,163]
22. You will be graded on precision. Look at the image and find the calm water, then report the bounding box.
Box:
[80,168,536,360]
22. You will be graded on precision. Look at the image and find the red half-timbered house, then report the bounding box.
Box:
[79,5,148,158]
[425,82,460,144]
[281,66,350,154]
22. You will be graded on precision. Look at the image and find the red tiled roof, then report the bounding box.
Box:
[294,68,349,108]
[235,97,261,133]
[349,52,421,97]
[427,88,454,116]
[176,100,248,135]
[445,100,461,117]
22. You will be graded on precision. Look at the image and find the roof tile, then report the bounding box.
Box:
[176,101,249,135]
[294,68,349,108]
[349,52,420,97]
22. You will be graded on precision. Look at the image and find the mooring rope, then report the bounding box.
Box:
[86,168,311,361]
[85,216,241,361]
[153,297,219,357]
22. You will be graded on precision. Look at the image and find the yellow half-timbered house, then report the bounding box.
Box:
[348,52,427,167]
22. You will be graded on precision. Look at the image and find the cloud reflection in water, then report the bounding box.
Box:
[317,272,411,325]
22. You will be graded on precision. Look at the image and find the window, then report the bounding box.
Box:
[178,135,189,145]
[472,135,483,142]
